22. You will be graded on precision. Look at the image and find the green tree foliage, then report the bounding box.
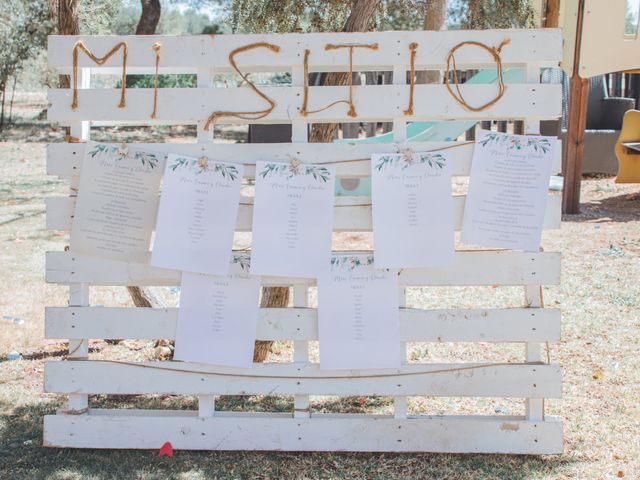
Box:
[0,0,52,128]
[448,0,536,29]
[228,0,536,33]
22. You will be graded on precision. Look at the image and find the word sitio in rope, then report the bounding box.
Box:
[69,38,510,122]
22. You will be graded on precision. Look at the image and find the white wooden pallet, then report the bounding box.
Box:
[45,29,563,453]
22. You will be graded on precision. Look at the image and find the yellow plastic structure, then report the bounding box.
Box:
[615,110,640,183]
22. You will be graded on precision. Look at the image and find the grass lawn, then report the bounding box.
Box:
[0,99,639,479]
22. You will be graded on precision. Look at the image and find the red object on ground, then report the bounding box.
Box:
[159,441,173,457]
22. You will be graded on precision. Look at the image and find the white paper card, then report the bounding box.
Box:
[71,142,163,262]
[251,161,335,278]
[174,254,261,368]
[318,254,401,370]
[151,155,243,275]
[461,130,556,252]
[371,151,455,268]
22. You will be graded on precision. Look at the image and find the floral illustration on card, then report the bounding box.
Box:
[258,163,331,182]
[87,143,159,169]
[478,132,551,154]
[374,152,446,171]
[330,255,375,271]
[231,254,251,273]
[169,157,239,180]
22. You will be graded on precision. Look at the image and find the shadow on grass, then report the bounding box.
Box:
[562,191,640,223]
[0,399,577,480]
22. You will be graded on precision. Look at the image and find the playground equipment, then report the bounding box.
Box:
[615,110,640,183]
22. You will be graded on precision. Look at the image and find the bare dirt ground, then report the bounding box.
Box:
[0,93,639,479]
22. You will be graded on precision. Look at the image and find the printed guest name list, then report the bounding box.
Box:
[151,154,243,275]
[250,161,335,278]
[71,142,163,262]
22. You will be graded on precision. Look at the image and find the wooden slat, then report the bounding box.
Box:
[47,29,562,73]
[45,306,561,342]
[45,194,562,232]
[44,361,561,397]
[45,250,560,286]
[46,141,564,178]
[47,84,562,125]
[43,411,563,454]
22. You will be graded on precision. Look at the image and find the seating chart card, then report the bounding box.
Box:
[174,254,261,368]
[71,142,163,262]
[461,130,556,252]
[371,151,455,268]
[318,254,401,370]
[151,154,243,275]
[250,161,335,278]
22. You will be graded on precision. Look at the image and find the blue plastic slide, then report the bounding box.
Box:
[335,68,524,196]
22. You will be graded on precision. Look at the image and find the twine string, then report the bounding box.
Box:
[150,43,162,119]
[403,42,418,116]
[72,40,128,111]
[300,43,379,118]
[64,357,547,380]
[203,42,281,131]
[444,37,510,112]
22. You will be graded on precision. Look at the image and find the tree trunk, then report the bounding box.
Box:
[0,83,6,131]
[50,0,79,89]
[136,0,161,35]
[309,0,380,143]
[417,0,447,84]
[544,0,560,28]
[253,287,290,362]
[8,76,17,125]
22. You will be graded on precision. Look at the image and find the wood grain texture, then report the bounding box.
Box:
[45,250,561,286]
[45,306,561,342]
[44,361,562,397]
[43,411,563,454]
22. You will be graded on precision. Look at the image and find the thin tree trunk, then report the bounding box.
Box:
[136,0,161,35]
[0,83,6,131]
[8,76,17,125]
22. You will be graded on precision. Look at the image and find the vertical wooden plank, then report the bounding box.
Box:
[198,395,215,418]
[291,63,310,419]
[562,77,589,214]
[525,284,544,421]
[291,65,308,143]
[197,67,214,143]
[195,66,216,416]
[292,285,310,418]
[562,0,587,214]
[66,67,91,413]
[392,65,407,142]
[392,62,408,418]
[524,62,544,421]
[395,287,408,419]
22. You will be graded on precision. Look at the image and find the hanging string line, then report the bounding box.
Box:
[72,40,128,111]
[403,42,418,116]
[444,37,510,112]
[301,43,379,118]
[150,42,162,119]
[63,357,549,380]
[203,42,281,131]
